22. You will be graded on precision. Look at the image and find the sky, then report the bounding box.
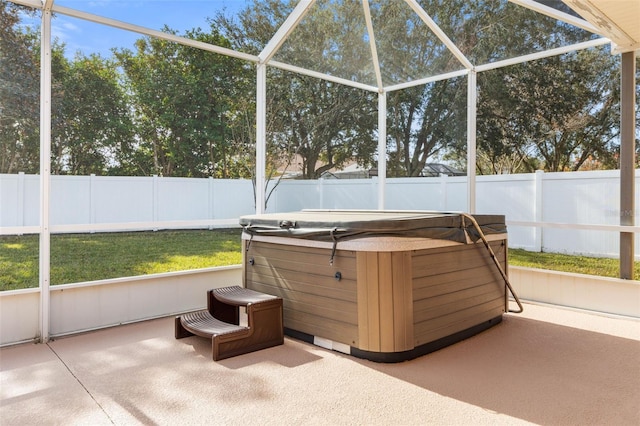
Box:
[20,0,251,59]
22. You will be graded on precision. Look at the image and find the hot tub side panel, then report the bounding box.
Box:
[244,241,359,347]
[355,251,414,353]
[412,239,507,347]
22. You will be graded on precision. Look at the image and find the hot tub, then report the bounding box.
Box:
[239,210,515,362]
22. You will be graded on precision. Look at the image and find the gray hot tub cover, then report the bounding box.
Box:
[239,210,506,244]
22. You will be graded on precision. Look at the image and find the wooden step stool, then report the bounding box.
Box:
[175,286,284,360]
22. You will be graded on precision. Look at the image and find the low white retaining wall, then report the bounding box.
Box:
[2,265,637,347]
[0,288,40,345]
[0,266,242,346]
[510,266,640,318]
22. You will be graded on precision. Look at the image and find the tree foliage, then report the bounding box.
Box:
[0,2,39,174]
[430,0,627,174]
[0,0,633,180]
[476,48,620,173]
[51,53,134,175]
[216,0,378,179]
[114,26,250,178]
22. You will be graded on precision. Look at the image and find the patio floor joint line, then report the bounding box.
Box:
[46,342,115,425]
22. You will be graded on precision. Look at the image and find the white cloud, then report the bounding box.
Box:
[52,18,81,43]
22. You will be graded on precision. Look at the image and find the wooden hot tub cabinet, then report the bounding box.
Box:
[240,210,510,362]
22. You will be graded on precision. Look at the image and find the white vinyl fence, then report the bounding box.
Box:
[1,170,638,258]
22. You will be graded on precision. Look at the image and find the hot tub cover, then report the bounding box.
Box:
[239,210,506,245]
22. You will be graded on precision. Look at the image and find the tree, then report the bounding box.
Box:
[215,0,378,180]
[370,1,468,177]
[476,48,620,173]
[386,79,467,177]
[0,1,40,174]
[1,2,136,176]
[51,53,134,175]
[432,0,621,174]
[115,25,246,177]
[266,70,377,178]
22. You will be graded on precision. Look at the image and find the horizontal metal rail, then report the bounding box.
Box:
[507,221,640,233]
[3,220,638,236]
[0,220,239,235]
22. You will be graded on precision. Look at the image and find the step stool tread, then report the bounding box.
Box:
[180,310,247,338]
[212,285,280,307]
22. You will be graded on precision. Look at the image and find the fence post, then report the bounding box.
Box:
[17,172,25,227]
[208,177,214,229]
[534,170,544,252]
[319,178,325,209]
[439,173,448,211]
[89,174,96,233]
[152,175,158,231]
[271,181,279,213]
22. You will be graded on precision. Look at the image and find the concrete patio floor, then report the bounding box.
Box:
[1,302,639,425]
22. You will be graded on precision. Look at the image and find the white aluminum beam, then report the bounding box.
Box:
[509,0,600,35]
[50,5,258,63]
[466,70,477,214]
[38,0,53,343]
[259,0,315,64]
[475,38,610,73]
[508,221,640,233]
[255,64,267,214]
[619,51,636,279]
[0,226,41,236]
[362,0,384,91]
[384,69,470,93]
[377,92,387,210]
[268,60,379,92]
[404,0,474,70]
[8,0,41,8]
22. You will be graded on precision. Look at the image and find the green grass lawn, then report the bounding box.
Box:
[0,229,243,291]
[508,248,639,279]
[0,230,637,291]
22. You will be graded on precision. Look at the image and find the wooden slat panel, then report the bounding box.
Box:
[412,240,506,279]
[366,252,381,350]
[410,238,507,347]
[415,280,502,311]
[247,242,356,286]
[411,239,506,259]
[413,248,494,278]
[378,251,395,352]
[250,242,356,267]
[249,254,357,281]
[246,241,359,347]
[246,267,356,302]
[413,266,501,297]
[356,251,370,350]
[392,251,414,351]
[285,309,358,346]
[357,251,382,352]
[414,297,504,339]
[414,299,504,346]
[414,289,503,323]
[414,271,505,307]
[249,281,358,325]
[357,251,414,353]
[246,238,507,353]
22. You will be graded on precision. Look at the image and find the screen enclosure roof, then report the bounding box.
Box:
[12,0,638,93]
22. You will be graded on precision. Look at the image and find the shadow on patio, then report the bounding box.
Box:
[1,303,639,425]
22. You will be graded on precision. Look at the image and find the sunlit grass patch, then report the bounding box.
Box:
[1,229,242,290]
[50,229,243,284]
[0,235,39,290]
[508,248,639,280]
[3,243,26,249]
[2,231,637,291]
